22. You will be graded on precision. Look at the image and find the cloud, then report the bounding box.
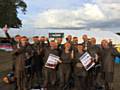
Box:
[91,0,120,29]
[86,19,120,28]
[96,4,120,20]
[23,0,120,29]
[31,3,105,28]
[96,0,120,3]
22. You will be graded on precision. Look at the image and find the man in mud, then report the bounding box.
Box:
[66,35,73,44]
[13,36,34,90]
[73,44,87,90]
[72,36,79,58]
[3,26,22,90]
[40,36,50,47]
[56,38,64,55]
[43,40,61,90]
[31,36,44,87]
[82,34,91,51]
[73,37,78,45]
[58,42,73,90]
[87,37,101,90]
[100,39,120,90]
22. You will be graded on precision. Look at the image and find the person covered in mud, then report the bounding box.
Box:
[31,36,44,87]
[13,36,34,90]
[58,42,73,89]
[100,39,120,90]
[73,44,87,90]
[82,34,91,51]
[42,40,61,89]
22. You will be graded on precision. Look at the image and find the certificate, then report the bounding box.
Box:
[79,52,95,71]
[45,54,60,69]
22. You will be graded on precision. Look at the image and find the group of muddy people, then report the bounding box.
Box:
[3,29,120,90]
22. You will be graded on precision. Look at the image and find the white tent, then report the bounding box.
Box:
[0,28,120,44]
[30,29,120,44]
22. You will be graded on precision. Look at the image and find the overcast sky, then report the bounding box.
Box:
[0,0,120,37]
[18,0,120,29]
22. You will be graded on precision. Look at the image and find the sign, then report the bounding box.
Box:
[49,33,64,38]
[45,54,60,69]
[79,52,95,71]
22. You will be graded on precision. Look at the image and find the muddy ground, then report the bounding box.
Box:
[0,50,120,90]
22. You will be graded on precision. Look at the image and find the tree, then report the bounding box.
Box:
[0,0,27,28]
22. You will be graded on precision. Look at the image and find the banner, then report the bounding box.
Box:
[49,33,64,38]
[45,54,60,69]
[79,52,95,71]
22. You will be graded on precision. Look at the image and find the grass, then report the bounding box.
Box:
[0,50,12,84]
